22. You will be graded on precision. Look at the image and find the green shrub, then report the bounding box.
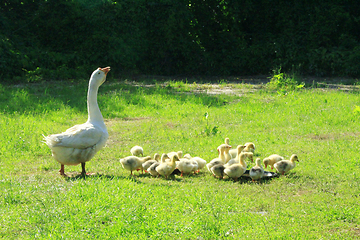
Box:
[267,67,305,92]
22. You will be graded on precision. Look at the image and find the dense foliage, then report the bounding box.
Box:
[1,0,360,81]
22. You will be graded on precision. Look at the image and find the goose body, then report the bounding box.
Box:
[183,154,207,172]
[224,152,248,181]
[177,158,198,176]
[190,157,207,172]
[249,158,264,181]
[120,156,151,175]
[274,154,299,175]
[156,155,180,179]
[263,154,284,169]
[142,153,160,172]
[210,164,225,179]
[148,154,169,177]
[43,67,110,176]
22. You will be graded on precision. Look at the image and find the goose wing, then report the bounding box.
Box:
[45,123,104,149]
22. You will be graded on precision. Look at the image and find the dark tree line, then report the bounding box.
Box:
[1,0,360,82]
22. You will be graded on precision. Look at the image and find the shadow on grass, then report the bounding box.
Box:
[64,172,143,184]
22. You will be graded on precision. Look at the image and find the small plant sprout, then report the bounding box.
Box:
[202,112,219,136]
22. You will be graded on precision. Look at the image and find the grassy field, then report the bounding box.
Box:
[1,76,360,239]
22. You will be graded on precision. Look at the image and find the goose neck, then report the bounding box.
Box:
[87,83,104,124]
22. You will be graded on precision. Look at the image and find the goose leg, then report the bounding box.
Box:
[81,162,86,175]
[59,164,66,176]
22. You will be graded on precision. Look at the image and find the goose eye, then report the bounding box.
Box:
[98,72,101,74]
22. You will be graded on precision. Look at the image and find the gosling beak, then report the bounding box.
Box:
[99,66,111,75]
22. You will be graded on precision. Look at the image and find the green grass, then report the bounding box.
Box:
[1,78,360,239]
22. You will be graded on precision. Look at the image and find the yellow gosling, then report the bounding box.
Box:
[274,154,299,175]
[120,155,151,176]
[148,153,169,177]
[156,155,180,179]
[206,144,229,173]
[263,154,284,169]
[224,151,248,181]
[130,145,144,157]
[142,153,160,173]
[243,142,255,153]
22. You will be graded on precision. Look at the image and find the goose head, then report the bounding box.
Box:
[217,143,231,152]
[236,145,246,155]
[263,158,269,168]
[160,153,169,163]
[90,67,110,87]
[171,155,180,162]
[290,154,299,162]
[154,153,160,161]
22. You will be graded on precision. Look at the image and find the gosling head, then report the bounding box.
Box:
[246,152,254,162]
[247,143,255,149]
[263,158,269,168]
[154,153,160,161]
[171,155,180,162]
[217,144,231,153]
[161,153,169,162]
[290,154,299,162]
[237,145,246,154]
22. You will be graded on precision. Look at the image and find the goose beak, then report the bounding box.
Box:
[99,66,111,75]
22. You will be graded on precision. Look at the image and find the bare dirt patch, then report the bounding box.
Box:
[307,132,360,141]
[113,75,359,96]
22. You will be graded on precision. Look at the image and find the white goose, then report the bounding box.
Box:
[43,67,110,176]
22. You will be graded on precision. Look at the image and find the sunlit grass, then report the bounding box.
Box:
[0,80,360,239]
